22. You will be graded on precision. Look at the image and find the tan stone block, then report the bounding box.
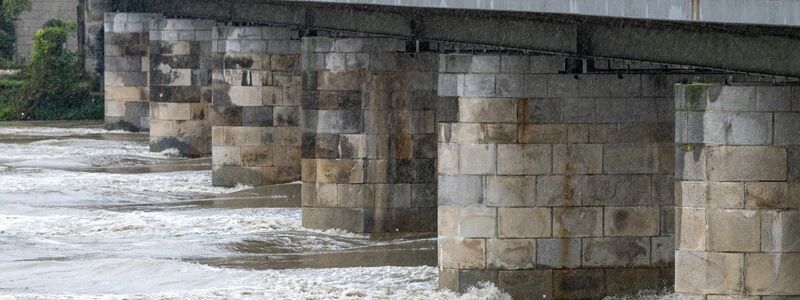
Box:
[552,144,603,174]
[604,206,660,236]
[262,86,283,106]
[438,143,459,174]
[374,184,411,208]
[459,144,497,175]
[211,146,241,166]
[678,207,708,251]
[272,147,300,167]
[519,124,567,144]
[497,144,552,175]
[438,206,459,236]
[104,100,126,117]
[745,253,800,295]
[301,182,317,206]
[707,209,760,252]
[458,207,497,238]
[211,126,225,145]
[302,159,316,183]
[317,70,363,91]
[316,159,365,184]
[484,124,518,143]
[240,146,272,167]
[229,86,263,106]
[498,207,552,238]
[450,123,485,144]
[224,126,262,147]
[365,159,388,183]
[316,183,338,207]
[394,134,414,160]
[190,103,209,120]
[439,238,486,269]
[153,102,190,121]
[458,97,517,123]
[709,182,745,208]
[485,176,536,207]
[675,251,743,294]
[337,184,374,208]
[707,146,787,181]
[487,239,536,269]
[553,207,603,237]
[105,86,146,101]
[746,182,790,209]
[761,211,800,252]
[148,120,177,137]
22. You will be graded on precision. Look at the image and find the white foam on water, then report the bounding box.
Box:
[0,259,510,299]
[0,138,178,167]
[0,126,126,137]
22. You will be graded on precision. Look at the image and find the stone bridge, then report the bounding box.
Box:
[96,0,800,298]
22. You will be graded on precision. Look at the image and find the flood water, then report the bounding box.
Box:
[0,121,506,299]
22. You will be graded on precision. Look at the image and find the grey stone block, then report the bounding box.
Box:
[547,75,579,98]
[757,86,793,111]
[707,146,787,181]
[463,74,496,97]
[603,143,659,174]
[595,98,629,123]
[241,106,273,127]
[561,98,595,123]
[523,74,548,97]
[536,175,581,207]
[706,86,757,111]
[536,238,581,268]
[496,74,524,97]
[485,176,536,207]
[438,175,483,205]
[553,269,605,299]
[470,56,500,73]
[583,175,652,206]
[775,113,800,145]
[552,144,603,174]
[500,55,529,73]
[498,270,553,300]
[578,74,642,97]
[582,237,651,267]
[527,98,562,123]
[553,207,603,237]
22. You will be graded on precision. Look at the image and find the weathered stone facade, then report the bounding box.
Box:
[13,0,79,62]
[300,37,439,233]
[211,26,302,186]
[437,53,683,298]
[85,0,113,76]
[148,18,214,157]
[675,83,800,298]
[103,13,161,131]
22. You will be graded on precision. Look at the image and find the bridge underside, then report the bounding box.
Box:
[117,0,800,78]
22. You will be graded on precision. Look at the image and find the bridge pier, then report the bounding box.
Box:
[300,37,439,233]
[103,13,161,132]
[675,83,800,298]
[210,26,302,186]
[148,18,215,157]
[437,53,682,298]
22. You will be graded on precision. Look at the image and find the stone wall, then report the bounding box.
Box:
[437,53,683,298]
[210,26,302,186]
[300,37,439,233]
[148,18,214,157]
[675,83,800,298]
[104,13,161,131]
[13,0,78,62]
[84,0,112,76]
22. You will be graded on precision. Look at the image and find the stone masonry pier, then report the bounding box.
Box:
[210,26,302,187]
[102,13,800,299]
[300,37,439,233]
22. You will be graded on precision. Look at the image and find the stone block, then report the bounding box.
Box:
[498,207,552,238]
[553,207,603,237]
[438,143,459,174]
[678,182,744,208]
[437,73,462,97]
[745,253,800,295]
[582,175,652,206]
[583,237,651,267]
[487,239,536,269]
[211,165,262,187]
[498,270,553,300]
[561,98,595,123]
[678,207,708,251]
[240,146,272,167]
[530,56,564,73]
[707,209,760,252]
[547,75,579,98]
[438,175,483,205]
[316,70,362,91]
[652,175,674,205]
[746,182,791,209]
[443,54,472,73]
[315,159,364,183]
[241,106,273,127]
[457,270,498,292]
[337,184,374,208]
[761,211,800,252]
[707,146,787,181]
[603,143,659,174]
[756,86,793,111]
[536,175,581,207]
[652,236,675,266]
[523,74,548,97]
[484,124,518,144]
[438,206,458,236]
[519,124,567,144]
[469,56,500,73]
[606,269,669,297]
[536,238,581,268]
[552,144,603,174]
[553,270,605,299]
[458,98,517,123]
[604,206,660,236]
[456,207,496,238]
[463,74,495,97]
[526,98,562,123]
[458,144,497,175]
[774,113,800,145]
[705,85,757,112]
[595,98,629,123]
[496,75,524,97]
[497,144,551,175]
[302,207,365,232]
[579,74,642,98]
[675,146,707,181]
[485,176,536,207]
[439,238,486,269]
[449,123,485,144]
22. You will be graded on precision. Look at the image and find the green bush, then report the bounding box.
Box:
[0,19,102,121]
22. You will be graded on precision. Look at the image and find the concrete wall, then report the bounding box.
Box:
[148,18,214,157]
[13,0,79,62]
[210,26,302,186]
[300,37,439,233]
[675,83,800,298]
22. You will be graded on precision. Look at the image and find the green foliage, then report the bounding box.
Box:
[1,0,30,20]
[0,0,30,62]
[0,19,102,121]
